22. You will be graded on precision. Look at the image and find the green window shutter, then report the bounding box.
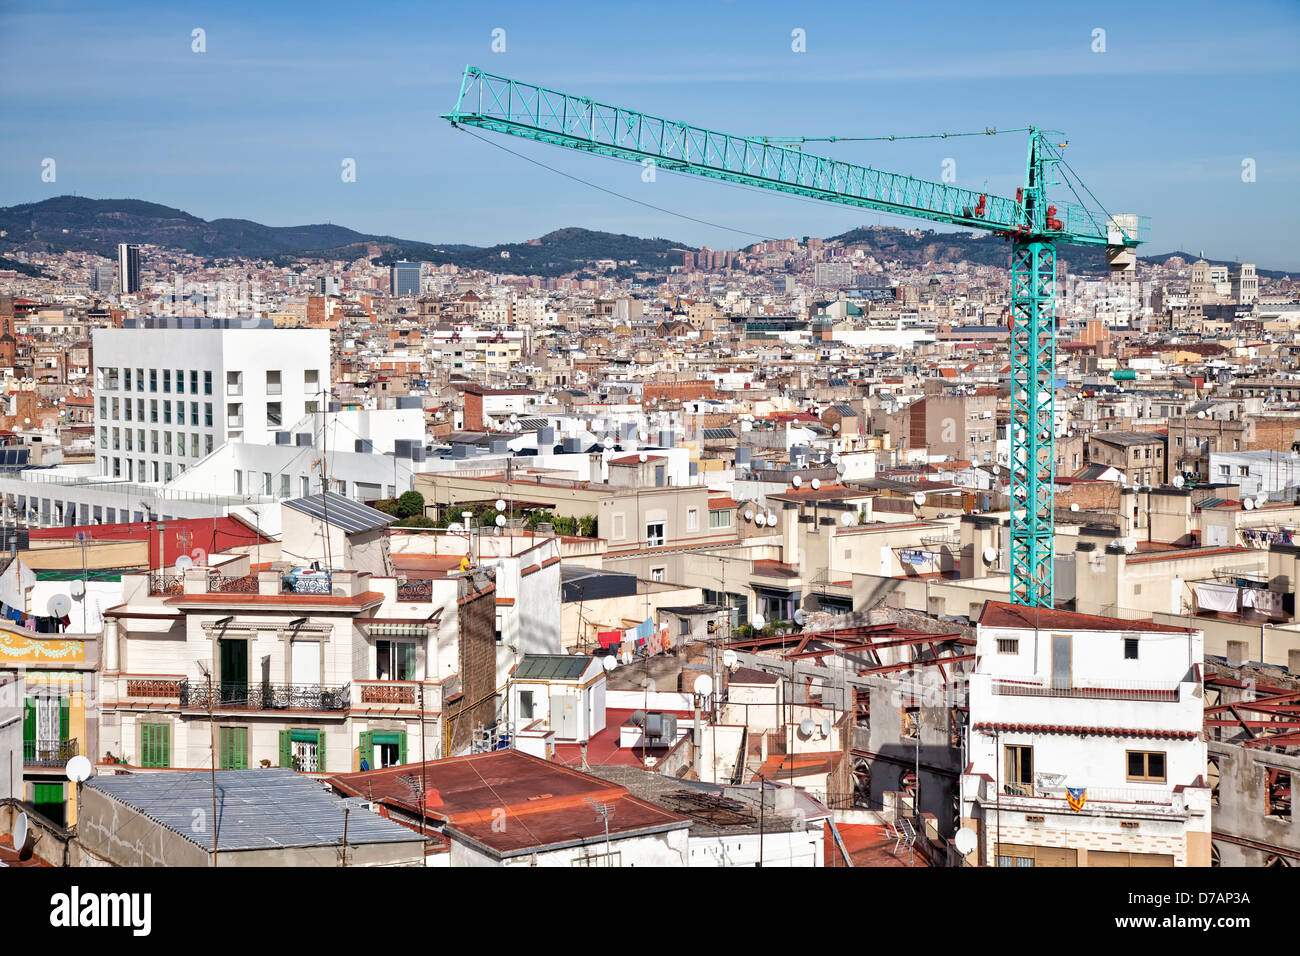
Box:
[397,731,407,766]
[317,730,326,773]
[23,697,34,743]
[235,727,247,769]
[141,724,171,769]
[59,697,70,739]
[359,731,373,770]
[279,730,291,769]
[160,724,171,768]
[220,727,248,769]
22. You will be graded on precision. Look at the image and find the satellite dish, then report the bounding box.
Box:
[810,478,821,490]
[1255,495,1267,509]
[495,498,507,512]
[70,580,86,599]
[66,754,92,783]
[831,454,840,464]
[752,614,766,629]
[793,608,806,625]
[832,422,840,432]
[638,452,647,463]
[13,812,30,857]
[982,547,997,564]
[955,827,978,855]
[1123,536,1137,553]
[791,475,802,488]
[447,521,464,532]
[1070,502,1080,512]
[722,649,738,669]
[799,718,816,737]
[693,674,714,697]
[601,655,616,673]
[495,514,507,528]
[1173,475,1185,488]
[175,554,194,572]
[820,717,832,737]
[744,509,754,521]
[841,511,854,526]
[913,491,926,506]
[47,594,72,617]
[836,463,846,475]
[754,513,766,527]
[1243,499,1255,511]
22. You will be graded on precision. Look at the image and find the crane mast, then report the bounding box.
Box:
[444,66,1147,608]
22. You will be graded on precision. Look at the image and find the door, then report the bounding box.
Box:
[555,694,578,739]
[1051,634,1072,690]
[220,638,248,704]
[292,639,320,687]
[32,783,65,827]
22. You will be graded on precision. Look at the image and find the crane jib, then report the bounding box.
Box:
[445,65,1148,607]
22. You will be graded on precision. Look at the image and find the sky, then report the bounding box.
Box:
[1,0,1298,268]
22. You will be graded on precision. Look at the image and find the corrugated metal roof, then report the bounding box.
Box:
[284,491,394,534]
[86,769,420,852]
[702,427,736,440]
[514,654,593,681]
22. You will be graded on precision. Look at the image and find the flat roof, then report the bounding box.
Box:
[86,769,422,852]
[979,600,1192,634]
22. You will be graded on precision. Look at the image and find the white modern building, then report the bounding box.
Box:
[91,318,330,484]
[960,601,1211,867]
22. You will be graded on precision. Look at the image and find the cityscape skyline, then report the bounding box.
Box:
[1,0,1297,266]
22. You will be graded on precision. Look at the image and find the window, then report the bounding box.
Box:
[149,369,157,392]
[646,522,665,547]
[150,399,158,423]
[519,690,534,719]
[997,638,1019,654]
[163,369,171,393]
[1004,744,1033,795]
[227,370,242,395]
[136,368,144,392]
[611,513,626,540]
[266,370,282,395]
[1267,769,1291,819]
[1124,637,1139,660]
[190,402,199,426]
[1127,750,1166,782]
[651,567,665,582]
[280,474,291,497]
[281,729,324,772]
[140,723,171,768]
[190,369,198,394]
[203,370,212,395]
[205,402,213,427]
[709,509,732,530]
[376,640,417,681]
[219,727,249,769]
[267,401,282,426]
[686,509,698,531]
[361,731,405,769]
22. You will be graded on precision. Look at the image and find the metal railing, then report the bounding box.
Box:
[999,780,1173,806]
[180,680,350,712]
[990,678,1181,702]
[24,738,79,767]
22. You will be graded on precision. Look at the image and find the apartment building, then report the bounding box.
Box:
[961,602,1211,867]
[90,319,330,484]
[1086,430,1166,486]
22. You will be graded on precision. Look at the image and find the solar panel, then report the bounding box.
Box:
[283,491,394,534]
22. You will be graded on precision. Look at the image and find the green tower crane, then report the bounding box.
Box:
[443,66,1147,607]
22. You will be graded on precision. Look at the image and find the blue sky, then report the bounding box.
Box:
[1,0,1297,267]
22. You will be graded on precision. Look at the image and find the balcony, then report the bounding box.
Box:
[180,680,350,712]
[25,738,79,767]
[357,680,419,705]
[125,678,182,699]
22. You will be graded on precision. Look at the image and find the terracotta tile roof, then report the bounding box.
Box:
[973,722,1199,741]
[978,600,1191,633]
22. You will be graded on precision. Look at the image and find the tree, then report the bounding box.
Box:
[578,515,597,537]
[394,490,425,520]
[394,515,435,528]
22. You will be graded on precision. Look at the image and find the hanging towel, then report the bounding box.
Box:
[1195,582,1239,613]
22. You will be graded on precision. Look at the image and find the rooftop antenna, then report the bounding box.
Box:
[585,798,615,865]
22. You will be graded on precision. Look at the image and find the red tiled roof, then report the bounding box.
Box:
[973,722,1198,741]
[978,600,1191,633]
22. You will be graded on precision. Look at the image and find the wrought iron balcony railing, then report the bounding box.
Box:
[179,680,350,712]
[990,678,1180,702]
[24,738,79,767]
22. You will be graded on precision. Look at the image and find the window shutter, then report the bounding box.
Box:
[358,731,373,771]
[316,730,326,773]
[23,697,34,743]
[59,697,70,740]
[160,724,171,768]
[279,730,291,769]
[236,728,248,769]
[397,731,407,766]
